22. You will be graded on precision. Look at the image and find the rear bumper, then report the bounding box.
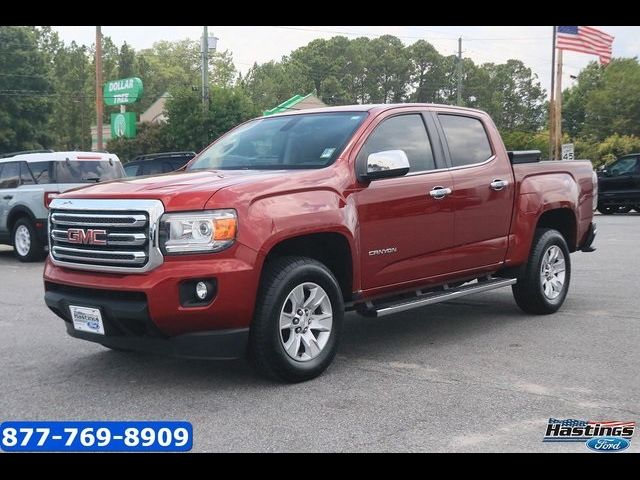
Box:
[44,286,249,360]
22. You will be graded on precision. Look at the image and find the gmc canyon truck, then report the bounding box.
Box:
[43,104,597,382]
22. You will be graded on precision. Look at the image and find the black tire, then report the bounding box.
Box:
[12,218,45,262]
[597,205,615,214]
[617,206,631,214]
[249,256,344,383]
[512,228,571,315]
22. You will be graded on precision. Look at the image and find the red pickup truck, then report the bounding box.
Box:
[43,104,597,382]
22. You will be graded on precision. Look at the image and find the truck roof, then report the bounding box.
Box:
[267,103,488,117]
[0,151,121,163]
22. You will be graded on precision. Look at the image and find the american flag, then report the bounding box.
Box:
[556,26,614,65]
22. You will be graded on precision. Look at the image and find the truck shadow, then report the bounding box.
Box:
[62,291,527,389]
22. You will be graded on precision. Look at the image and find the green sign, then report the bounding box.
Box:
[111,112,137,139]
[104,77,143,106]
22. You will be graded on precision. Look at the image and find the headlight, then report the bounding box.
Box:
[159,209,237,254]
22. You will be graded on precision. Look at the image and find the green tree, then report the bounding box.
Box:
[407,40,443,103]
[48,41,93,150]
[582,58,640,139]
[106,122,173,162]
[165,86,259,152]
[562,61,603,137]
[0,26,54,152]
[118,42,136,78]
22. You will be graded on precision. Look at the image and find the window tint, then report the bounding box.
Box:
[0,162,20,189]
[124,163,140,176]
[439,114,493,167]
[28,161,53,184]
[142,162,164,175]
[20,162,35,185]
[163,162,177,173]
[54,160,124,183]
[609,157,637,176]
[358,114,435,173]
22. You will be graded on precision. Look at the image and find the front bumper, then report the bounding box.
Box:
[43,243,260,336]
[44,282,249,360]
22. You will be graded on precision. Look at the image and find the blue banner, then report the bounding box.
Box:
[0,421,192,452]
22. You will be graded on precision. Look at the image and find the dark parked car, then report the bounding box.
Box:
[597,153,640,214]
[123,151,196,177]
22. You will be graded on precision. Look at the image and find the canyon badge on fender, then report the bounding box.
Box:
[368,247,398,256]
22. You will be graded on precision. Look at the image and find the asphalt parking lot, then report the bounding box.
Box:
[0,214,638,452]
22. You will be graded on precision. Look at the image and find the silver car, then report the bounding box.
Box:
[0,151,125,261]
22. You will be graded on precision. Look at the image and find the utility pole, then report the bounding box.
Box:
[201,26,209,113]
[456,37,463,106]
[549,26,557,160]
[95,26,103,151]
[554,49,563,160]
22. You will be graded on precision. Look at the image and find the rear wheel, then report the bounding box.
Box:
[512,228,571,315]
[12,218,45,262]
[249,256,343,383]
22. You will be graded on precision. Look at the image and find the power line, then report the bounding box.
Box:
[270,25,459,41]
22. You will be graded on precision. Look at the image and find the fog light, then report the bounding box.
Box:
[195,282,208,300]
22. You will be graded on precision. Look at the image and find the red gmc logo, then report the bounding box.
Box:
[67,228,107,246]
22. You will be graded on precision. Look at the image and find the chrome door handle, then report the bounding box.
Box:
[490,179,508,191]
[429,186,453,199]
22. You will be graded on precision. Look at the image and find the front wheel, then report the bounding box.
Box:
[12,218,45,262]
[249,256,344,383]
[512,228,571,315]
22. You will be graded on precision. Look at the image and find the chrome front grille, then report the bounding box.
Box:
[48,198,165,273]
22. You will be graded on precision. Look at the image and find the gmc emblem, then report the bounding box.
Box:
[67,228,107,246]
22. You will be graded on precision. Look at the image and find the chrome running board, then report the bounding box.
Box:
[365,277,517,318]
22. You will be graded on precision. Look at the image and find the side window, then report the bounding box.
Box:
[142,161,164,176]
[124,163,140,176]
[0,162,20,189]
[358,114,435,173]
[439,114,493,167]
[163,162,177,173]
[609,157,637,177]
[20,162,35,185]
[27,161,53,184]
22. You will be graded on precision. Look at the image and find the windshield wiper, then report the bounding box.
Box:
[82,176,101,182]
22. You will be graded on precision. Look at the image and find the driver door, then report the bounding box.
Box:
[353,110,455,294]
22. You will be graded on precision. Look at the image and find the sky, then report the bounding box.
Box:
[52,26,639,98]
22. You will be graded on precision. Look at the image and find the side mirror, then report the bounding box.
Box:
[362,150,410,181]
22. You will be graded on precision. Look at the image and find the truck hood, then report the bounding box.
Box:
[58,170,285,211]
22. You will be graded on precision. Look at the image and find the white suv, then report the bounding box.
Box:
[0,151,125,261]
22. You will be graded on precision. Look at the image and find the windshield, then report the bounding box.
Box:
[188,112,367,171]
[54,160,125,183]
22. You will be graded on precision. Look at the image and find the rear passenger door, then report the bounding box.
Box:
[436,112,514,273]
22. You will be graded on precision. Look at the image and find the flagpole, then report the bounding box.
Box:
[549,26,556,160]
[554,49,563,160]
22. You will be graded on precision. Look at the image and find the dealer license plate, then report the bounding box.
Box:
[69,305,105,335]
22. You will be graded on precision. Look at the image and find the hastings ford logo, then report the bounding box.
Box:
[543,418,634,451]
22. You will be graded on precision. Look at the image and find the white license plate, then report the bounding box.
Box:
[69,305,105,335]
